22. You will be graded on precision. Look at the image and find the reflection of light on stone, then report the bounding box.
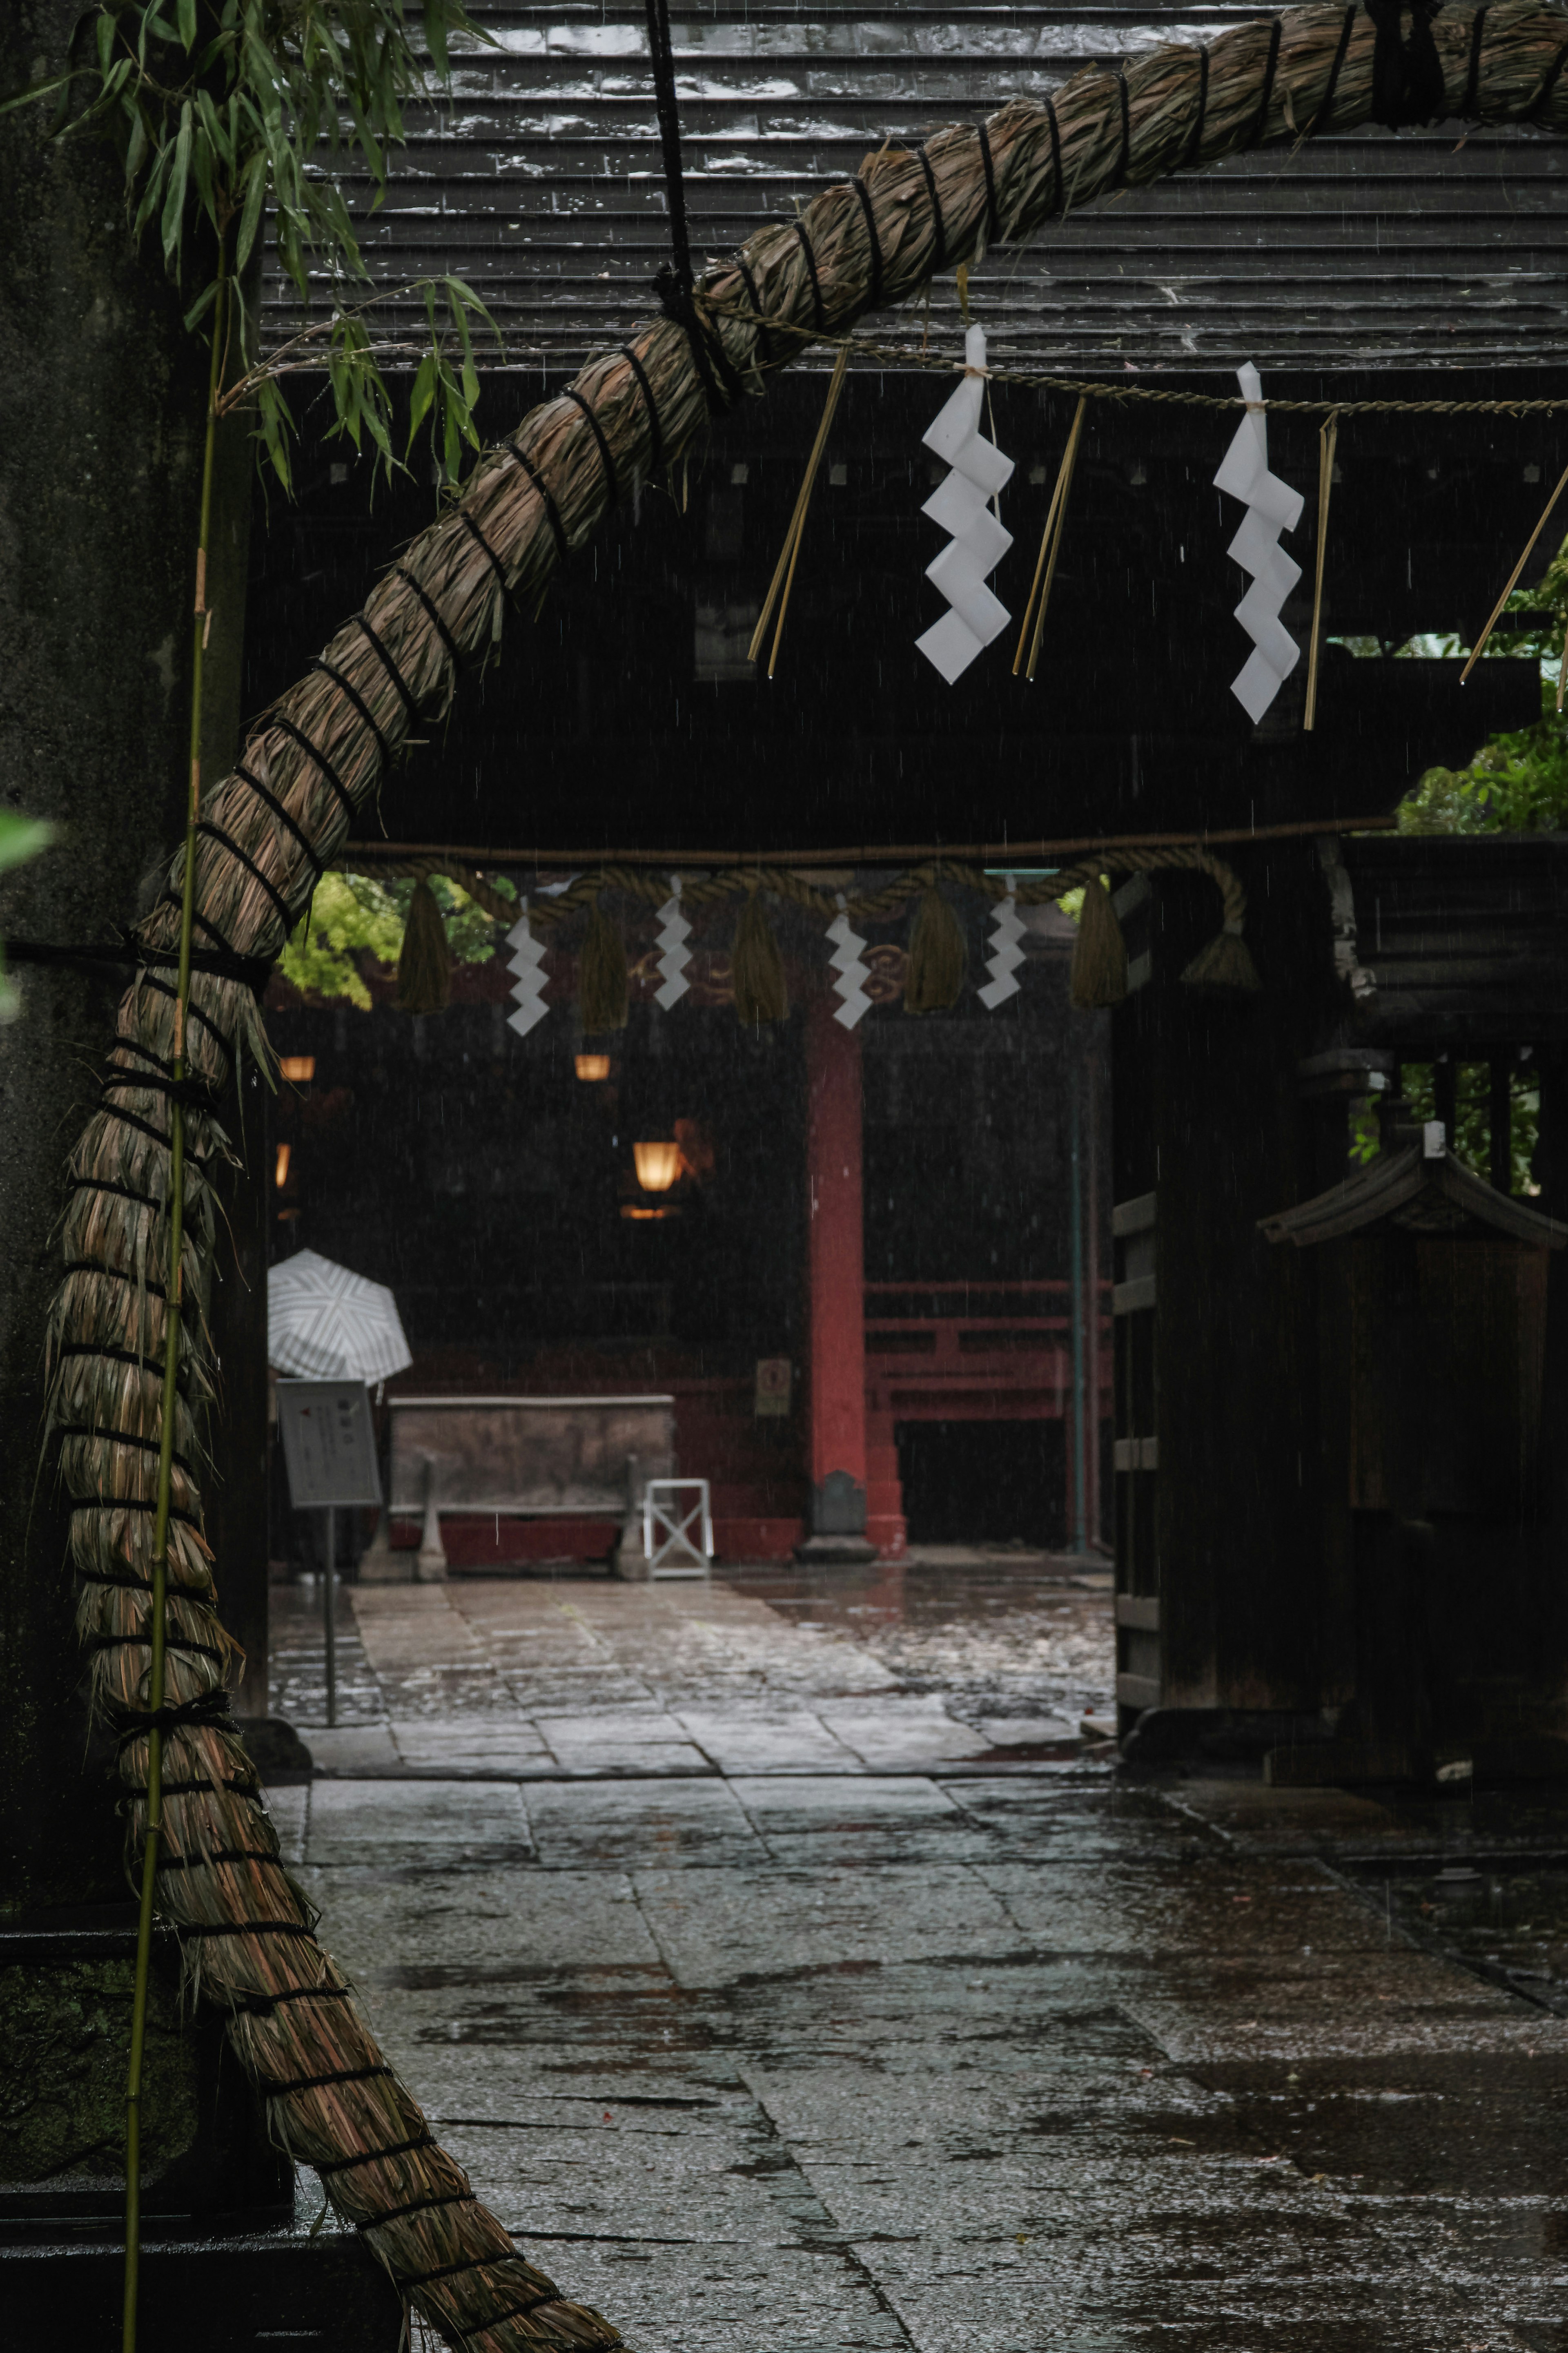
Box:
[279,1055,315,1082]
[620,1204,676,1222]
[274,1143,292,1188]
[633,1140,681,1192]
[575,1054,611,1082]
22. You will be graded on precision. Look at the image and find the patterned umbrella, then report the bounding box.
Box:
[267,1249,413,1384]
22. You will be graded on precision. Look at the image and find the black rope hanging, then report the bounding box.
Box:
[642,0,745,416]
[1363,0,1448,126]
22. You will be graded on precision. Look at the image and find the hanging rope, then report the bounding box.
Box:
[643,0,744,415]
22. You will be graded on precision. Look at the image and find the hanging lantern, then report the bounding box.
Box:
[633,1140,682,1193]
[575,1054,611,1082]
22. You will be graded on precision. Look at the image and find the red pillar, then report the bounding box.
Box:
[800,993,875,1559]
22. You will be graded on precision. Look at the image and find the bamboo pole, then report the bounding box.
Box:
[1303,410,1339,732]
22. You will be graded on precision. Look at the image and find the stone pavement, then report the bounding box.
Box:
[263,1570,1568,2352]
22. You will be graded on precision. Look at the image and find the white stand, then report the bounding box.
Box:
[415,1454,448,1581]
[643,1479,714,1579]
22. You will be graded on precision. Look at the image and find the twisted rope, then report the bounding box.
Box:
[45,5,1563,2342]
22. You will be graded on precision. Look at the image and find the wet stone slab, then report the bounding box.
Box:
[271,1577,1568,2350]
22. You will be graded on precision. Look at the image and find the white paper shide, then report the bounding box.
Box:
[506,902,549,1036]
[1213,361,1305,725]
[916,326,1015,684]
[655,875,692,1009]
[826,894,872,1030]
[978,888,1025,1011]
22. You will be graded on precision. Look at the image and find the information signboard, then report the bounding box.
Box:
[276,1379,382,1508]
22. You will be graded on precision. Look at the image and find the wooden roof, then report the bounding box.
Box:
[1260,1137,1568,1246]
[264,2,1568,371]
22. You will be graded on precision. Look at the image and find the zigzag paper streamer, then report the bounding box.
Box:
[505,903,549,1037]
[655,876,691,1010]
[826,895,872,1030]
[915,324,1015,685]
[1214,361,1305,725]
[977,889,1025,1011]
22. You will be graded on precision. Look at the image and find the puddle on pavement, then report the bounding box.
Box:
[721,1550,1110,1637]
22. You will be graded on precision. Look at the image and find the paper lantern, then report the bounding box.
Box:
[633,1140,682,1193]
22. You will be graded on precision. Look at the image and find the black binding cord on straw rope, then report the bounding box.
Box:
[1111,68,1132,188]
[976,119,999,238]
[155,1847,279,1870]
[110,1034,176,1073]
[357,2188,479,2235]
[448,2295,559,2345]
[619,342,666,471]
[1184,44,1210,166]
[56,1424,197,1471]
[794,221,827,330]
[180,1918,318,1941]
[915,145,948,273]
[67,1175,168,1215]
[191,822,298,938]
[314,2130,438,2180]
[1462,8,1488,115]
[265,713,359,830]
[350,612,425,731]
[310,659,392,772]
[101,1067,220,1113]
[393,568,465,674]
[2,937,268,992]
[259,2061,395,2095]
[62,1261,169,1298]
[1312,7,1359,135]
[735,263,774,367]
[232,763,327,884]
[563,385,621,506]
[457,508,512,601]
[495,440,570,569]
[1530,34,1568,120]
[138,971,238,1067]
[1043,96,1065,213]
[1249,18,1283,146]
[846,175,885,310]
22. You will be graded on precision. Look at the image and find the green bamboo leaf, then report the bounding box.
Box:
[96,11,116,73]
[422,2,449,81]
[235,147,267,268]
[0,813,54,874]
[406,351,436,452]
[183,277,219,332]
[160,99,192,265]
[176,0,197,51]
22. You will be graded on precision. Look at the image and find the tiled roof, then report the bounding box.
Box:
[263,3,1568,373]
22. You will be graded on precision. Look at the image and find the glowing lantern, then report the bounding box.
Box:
[279,1056,315,1082]
[633,1140,682,1193]
[575,1054,611,1082]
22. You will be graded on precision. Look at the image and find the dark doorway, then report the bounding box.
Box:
[896,1420,1065,1548]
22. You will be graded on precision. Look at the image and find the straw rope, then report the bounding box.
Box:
[46,7,1568,2344]
[347,846,1247,935]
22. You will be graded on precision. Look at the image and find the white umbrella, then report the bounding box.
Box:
[267,1249,413,1385]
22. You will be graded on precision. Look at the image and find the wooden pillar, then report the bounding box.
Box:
[798,994,874,1560]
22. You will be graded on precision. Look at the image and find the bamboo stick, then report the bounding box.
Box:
[749,346,850,672]
[1303,410,1339,732]
[1024,399,1087,682]
[1461,456,1568,682]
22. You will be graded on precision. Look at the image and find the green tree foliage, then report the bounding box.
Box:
[1398,533,1568,836]
[0,813,56,1021]
[276,869,514,1006]
[4,0,500,489]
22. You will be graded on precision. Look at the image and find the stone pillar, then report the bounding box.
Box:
[797,995,875,1563]
[0,0,219,1909]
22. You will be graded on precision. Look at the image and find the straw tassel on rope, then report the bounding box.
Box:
[40,8,1568,2341]
[1069,877,1129,1009]
[579,899,630,1035]
[732,888,789,1024]
[395,876,452,1013]
[904,883,967,1012]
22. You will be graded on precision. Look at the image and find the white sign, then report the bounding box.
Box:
[276,1379,383,1508]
